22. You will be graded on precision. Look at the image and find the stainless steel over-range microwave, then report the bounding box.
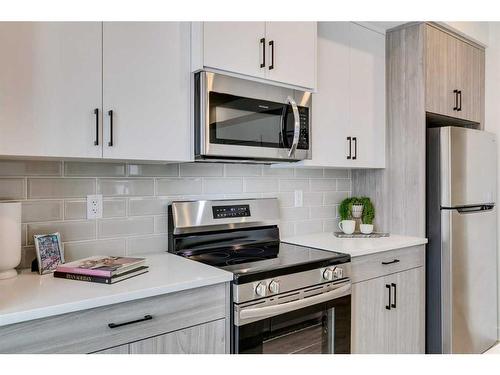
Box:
[194,71,312,163]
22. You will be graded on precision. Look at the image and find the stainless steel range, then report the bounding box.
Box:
[168,198,351,354]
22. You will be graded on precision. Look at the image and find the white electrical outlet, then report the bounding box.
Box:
[87,194,103,219]
[294,190,303,207]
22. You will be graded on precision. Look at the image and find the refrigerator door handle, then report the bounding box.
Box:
[441,204,495,213]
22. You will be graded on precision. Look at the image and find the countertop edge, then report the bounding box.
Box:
[282,233,428,258]
[0,273,232,328]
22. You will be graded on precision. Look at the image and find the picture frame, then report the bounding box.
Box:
[33,232,64,275]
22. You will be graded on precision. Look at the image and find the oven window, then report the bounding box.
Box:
[233,295,351,354]
[262,310,332,354]
[209,92,294,148]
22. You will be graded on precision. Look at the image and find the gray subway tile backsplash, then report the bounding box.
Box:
[65,162,126,177]
[156,177,203,196]
[98,217,155,238]
[2,160,351,266]
[0,160,62,176]
[22,200,63,223]
[98,178,155,197]
[0,178,26,200]
[27,221,96,245]
[128,163,179,177]
[28,178,95,198]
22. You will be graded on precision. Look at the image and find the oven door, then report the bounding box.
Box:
[195,72,310,162]
[233,282,351,354]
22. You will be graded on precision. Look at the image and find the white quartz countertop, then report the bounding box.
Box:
[282,233,428,258]
[0,253,233,327]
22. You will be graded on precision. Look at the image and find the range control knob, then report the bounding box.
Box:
[255,282,267,297]
[333,267,343,279]
[268,280,280,294]
[323,267,335,281]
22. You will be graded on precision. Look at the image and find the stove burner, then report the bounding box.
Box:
[190,252,230,263]
[226,257,268,266]
[233,247,265,256]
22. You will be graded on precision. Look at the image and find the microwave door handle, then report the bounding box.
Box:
[239,283,351,321]
[286,96,300,158]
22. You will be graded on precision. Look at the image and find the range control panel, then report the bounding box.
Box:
[212,204,251,219]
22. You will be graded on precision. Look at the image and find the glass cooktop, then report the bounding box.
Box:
[184,241,350,284]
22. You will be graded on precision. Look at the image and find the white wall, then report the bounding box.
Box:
[452,21,500,340]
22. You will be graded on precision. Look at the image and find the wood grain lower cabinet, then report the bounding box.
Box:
[0,283,228,354]
[129,319,225,354]
[351,247,425,354]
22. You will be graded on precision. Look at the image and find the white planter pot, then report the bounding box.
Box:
[0,201,21,279]
[351,204,363,219]
[360,224,374,235]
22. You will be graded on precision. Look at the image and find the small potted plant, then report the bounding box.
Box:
[359,197,375,234]
[338,198,357,234]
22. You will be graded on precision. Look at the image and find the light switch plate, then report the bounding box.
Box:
[87,194,103,219]
[294,190,303,207]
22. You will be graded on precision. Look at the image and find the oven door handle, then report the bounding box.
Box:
[286,96,300,158]
[239,283,351,321]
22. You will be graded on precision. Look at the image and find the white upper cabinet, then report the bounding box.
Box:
[265,22,317,90]
[302,22,385,169]
[0,22,192,162]
[0,22,103,158]
[102,22,191,161]
[203,22,266,80]
[193,22,317,91]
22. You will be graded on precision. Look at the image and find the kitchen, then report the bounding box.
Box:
[0,0,499,371]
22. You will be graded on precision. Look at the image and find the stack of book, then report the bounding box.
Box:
[54,256,148,284]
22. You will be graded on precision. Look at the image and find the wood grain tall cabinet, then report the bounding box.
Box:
[352,22,485,237]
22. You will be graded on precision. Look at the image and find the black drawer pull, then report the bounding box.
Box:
[108,110,114,147]
[391,283,397,308]
[385,284,391,310]
[381,259,400,265]
[260,37,266,68]
[108,314,152,329]
[93,108,99,146]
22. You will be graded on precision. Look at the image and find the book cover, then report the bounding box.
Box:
[54,266,149,284]
[55,256,146,277]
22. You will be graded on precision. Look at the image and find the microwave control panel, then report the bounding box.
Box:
[298,107,309,150]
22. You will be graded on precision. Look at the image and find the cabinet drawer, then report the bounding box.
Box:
[0,283,226,354]
[351,245,425,283]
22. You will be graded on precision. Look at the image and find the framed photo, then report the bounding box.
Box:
[33,232,64,275]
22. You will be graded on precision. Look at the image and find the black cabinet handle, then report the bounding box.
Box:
[391,283,397,308]
[453,89,459,111]
[382,259,400,265]
[269,40,275,70]
[385,284,391,310]
[347,137,352,159]
[108,314,152,329]
[352,137,357,160]
[93,108,99,146]
[260,38,266,68]
[457,90,462,111]
[108,110,114,147]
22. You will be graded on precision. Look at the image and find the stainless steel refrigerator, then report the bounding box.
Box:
[427,126,498,354]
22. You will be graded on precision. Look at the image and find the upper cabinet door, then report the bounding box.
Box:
[304,22,385,169]
[265,22,317,90]
[307,22,351,168]
[0,22,102,158]
[102,22,191,161]
[425,25,457,118]
[455,41,484,123]
[349,23,386,168]
[203,22,266,79]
